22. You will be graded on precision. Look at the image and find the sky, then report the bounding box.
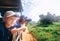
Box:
[21,0,60,22]
[0,0,60,22]
[1,0,60,22]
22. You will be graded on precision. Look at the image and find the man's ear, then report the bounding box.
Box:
[2,17,6,22]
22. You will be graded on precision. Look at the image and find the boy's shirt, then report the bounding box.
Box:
[13,22,21,28]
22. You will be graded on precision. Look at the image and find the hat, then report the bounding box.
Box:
[4,11,19,17]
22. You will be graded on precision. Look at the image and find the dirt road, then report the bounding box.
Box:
[22,26,37,41]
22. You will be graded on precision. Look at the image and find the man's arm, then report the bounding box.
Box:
[10,27,26,34]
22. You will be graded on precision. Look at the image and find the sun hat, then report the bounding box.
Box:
[4,11,19,17]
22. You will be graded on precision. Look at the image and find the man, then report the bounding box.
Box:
[0,11,26,41]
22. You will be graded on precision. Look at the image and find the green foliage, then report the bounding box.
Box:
[28,22,60,41]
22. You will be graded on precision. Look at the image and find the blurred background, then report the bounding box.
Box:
[0,0,60,41]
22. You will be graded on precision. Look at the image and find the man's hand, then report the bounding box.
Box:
[21,27,26,32]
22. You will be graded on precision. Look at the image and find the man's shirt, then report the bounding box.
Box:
[0,21,12,41]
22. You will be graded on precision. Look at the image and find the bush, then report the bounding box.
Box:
[28,22,60,41]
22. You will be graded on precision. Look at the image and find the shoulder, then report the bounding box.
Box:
[0,21,5,25]
[0,18,4,25]
[0,21,5,31]
[0,18,5,29]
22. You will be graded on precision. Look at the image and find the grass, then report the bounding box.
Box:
[27,22,60,41]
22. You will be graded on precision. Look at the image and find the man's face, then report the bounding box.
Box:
[5,15,19,26]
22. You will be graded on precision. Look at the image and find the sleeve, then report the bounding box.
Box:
[7,27,15,30]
